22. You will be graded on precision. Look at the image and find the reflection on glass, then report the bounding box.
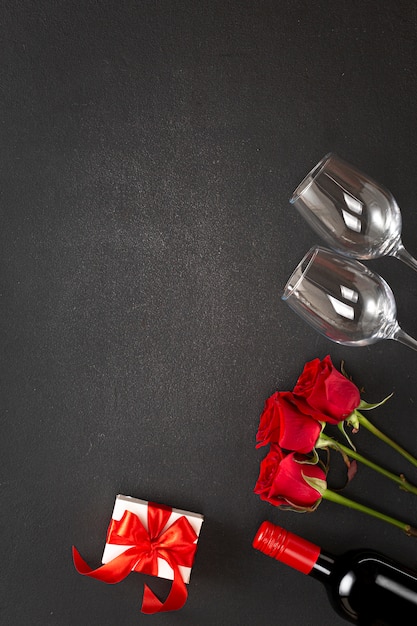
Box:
[327,295,355,321]
[340,285,358,302]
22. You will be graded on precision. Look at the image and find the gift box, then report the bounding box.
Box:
[73,494,204,614]
[102,494,204,584]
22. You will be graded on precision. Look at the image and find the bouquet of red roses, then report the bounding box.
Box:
[254,355,417,536]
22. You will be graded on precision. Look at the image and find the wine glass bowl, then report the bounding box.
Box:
[291,154,417,271]
[282,246,417,352]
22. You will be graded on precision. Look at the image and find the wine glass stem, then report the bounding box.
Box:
[393,244,417,272]
[393,327,417,352]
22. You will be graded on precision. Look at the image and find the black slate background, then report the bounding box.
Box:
[2,1,417,625]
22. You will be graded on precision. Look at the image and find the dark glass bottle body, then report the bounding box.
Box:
[311,548,417,625]
[253,521,417,625]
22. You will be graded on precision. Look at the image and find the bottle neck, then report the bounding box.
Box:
[309,550,336,583]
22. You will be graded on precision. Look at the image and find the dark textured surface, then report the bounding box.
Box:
[2,2,417,624]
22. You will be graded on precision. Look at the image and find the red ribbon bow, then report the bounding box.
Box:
[72,502,198,614]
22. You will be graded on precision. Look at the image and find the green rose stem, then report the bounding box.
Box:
[319,433,417,496]
[322,489,417,537]
[356,411,417,469]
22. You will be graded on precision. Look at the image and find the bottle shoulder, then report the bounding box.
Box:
[316,549,417,624]
[311,548,417,587]
[335,549,417,574]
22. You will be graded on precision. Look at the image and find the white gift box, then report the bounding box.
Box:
[101,495,204,584]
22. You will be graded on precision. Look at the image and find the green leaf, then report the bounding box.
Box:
[359,393,393,411]
[338,421,357,451]
[302,472,327,496]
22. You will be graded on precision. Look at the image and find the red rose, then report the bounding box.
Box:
[254,445,326,509]
[256,391,321,454]
[293,355,360,424]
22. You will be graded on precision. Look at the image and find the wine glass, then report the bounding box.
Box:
[290,153,417,272]
[282,246,417,352]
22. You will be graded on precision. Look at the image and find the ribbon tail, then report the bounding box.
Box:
[72,546,140,584]
[141,563,188,614]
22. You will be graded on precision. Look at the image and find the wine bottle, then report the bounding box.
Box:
[253,521,417,625]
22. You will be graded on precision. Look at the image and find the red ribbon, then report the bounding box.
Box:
[72,502,198,614]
